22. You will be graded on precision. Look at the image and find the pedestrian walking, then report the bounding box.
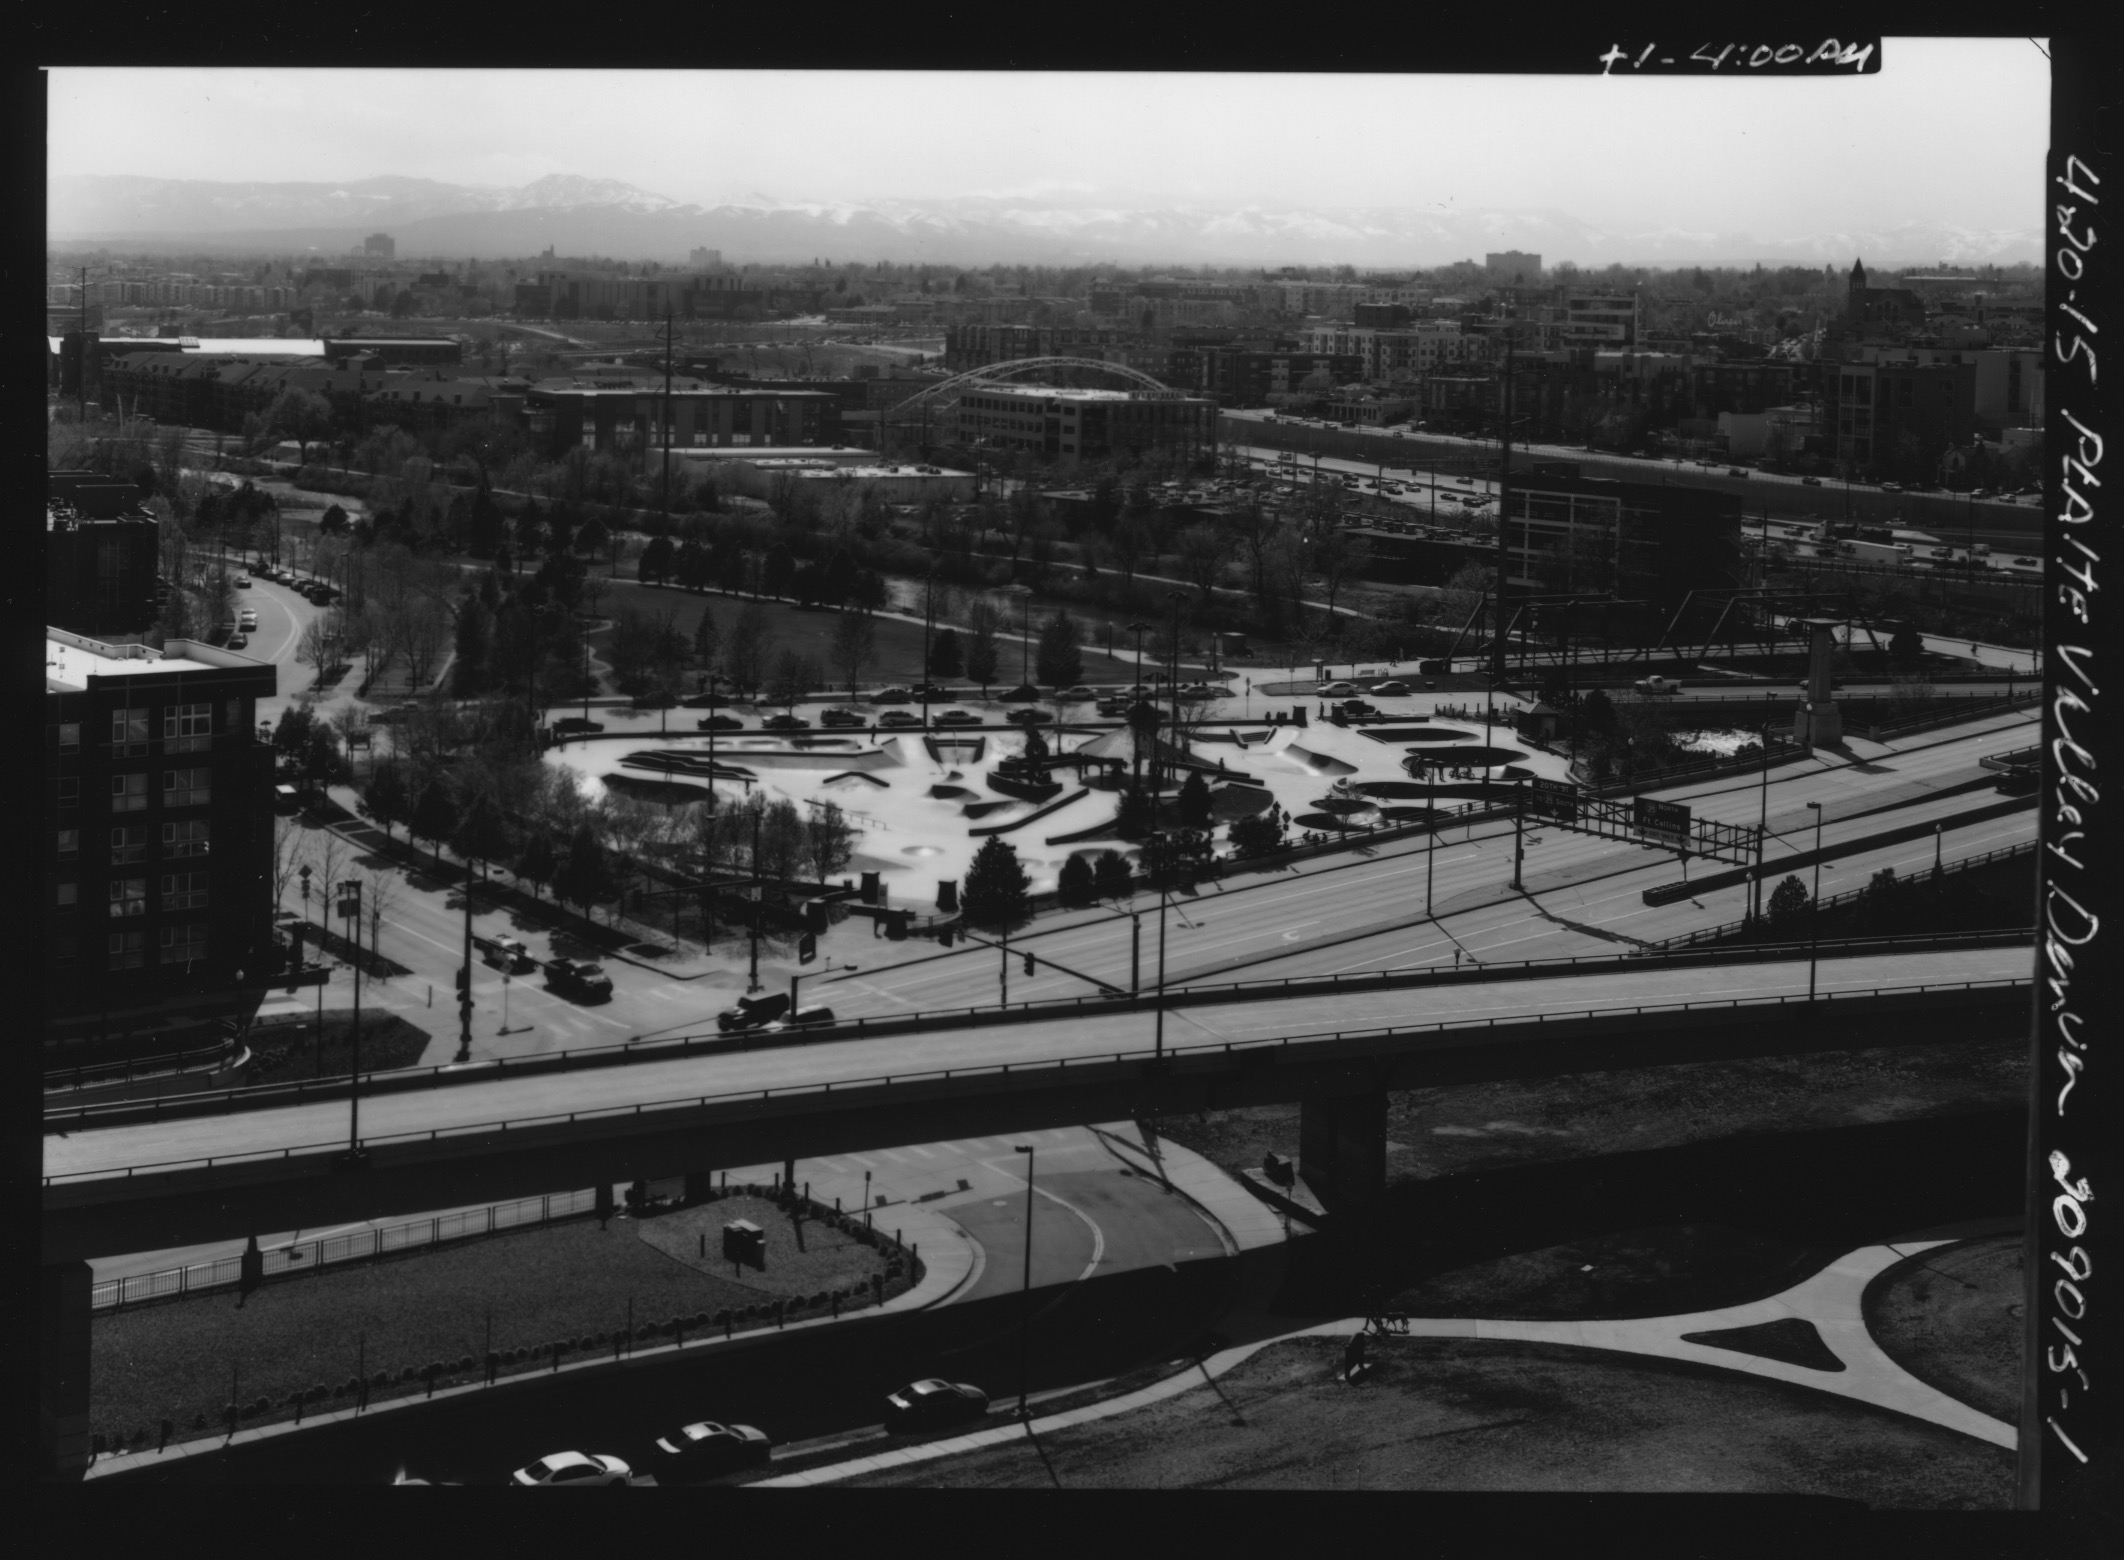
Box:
[1341,1330,1368,1384]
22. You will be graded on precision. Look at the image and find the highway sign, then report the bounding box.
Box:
[1527,777,1579,822]
[1633,796,1692,850]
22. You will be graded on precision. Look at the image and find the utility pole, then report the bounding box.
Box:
[456,847,475,1064]
[657,310,678,530]
[78,265,90,423]
[747,804,763,994]
[1491,327,1517,698]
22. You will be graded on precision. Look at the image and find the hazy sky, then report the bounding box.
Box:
[49,42,2049,234]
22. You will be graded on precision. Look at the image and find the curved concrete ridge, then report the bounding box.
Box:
[755,1236,2015,1487]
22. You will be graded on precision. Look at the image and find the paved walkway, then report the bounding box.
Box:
[756,1230,2016,1486]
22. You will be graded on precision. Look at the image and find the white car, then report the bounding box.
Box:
[1633,676,1679,696]
[1317,681,1359,697]
[511,1452,639,1487]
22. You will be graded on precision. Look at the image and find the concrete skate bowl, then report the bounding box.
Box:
[1282,743,1359,777]
[1309,794,1379,818]
[1401,744,1528,769]
[1378,805,1447,824]
[929,784,978,800]
[821,771,890,789]
[1212,784,1276,821]
[1362,725,1478,744]
[619,751,757,784]
[1293,810,1383,832]
[602,771,712,806]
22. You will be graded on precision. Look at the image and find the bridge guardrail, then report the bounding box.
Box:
[41,929,2034,1131]
[42,976,2032,1189]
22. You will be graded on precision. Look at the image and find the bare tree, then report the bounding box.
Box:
[401,598,450,693]
[271,815,306,914]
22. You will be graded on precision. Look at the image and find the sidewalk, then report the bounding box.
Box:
[758,1227,2019,1486]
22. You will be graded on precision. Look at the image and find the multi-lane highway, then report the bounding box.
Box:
[46,945,2031,1189]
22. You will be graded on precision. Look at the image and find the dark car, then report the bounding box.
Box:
[551,717,605,736]
[544,959,613,1002]
[878,710,921,728]
[871,687,912,704]
[1994,768,2039,796]
[910,684,957,702]
[764,714,811,731]
[718,992,790,1033]
[647,1421,772,1483]
[820,708,866,727]
[697,715,743,731]
[1006,709,1050,725]
[884,1379,989,1432]
[1801,476,1823,486]
[936,709,981,727]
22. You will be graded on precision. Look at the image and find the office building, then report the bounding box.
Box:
[1498,466,1744,611]
[949,383,1215,461]
[43,629,278,1022]
[47,474,161,640]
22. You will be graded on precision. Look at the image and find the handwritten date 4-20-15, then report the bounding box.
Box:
[1600,41,1878,74]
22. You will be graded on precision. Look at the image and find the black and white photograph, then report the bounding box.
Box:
[33,40,2115,1523]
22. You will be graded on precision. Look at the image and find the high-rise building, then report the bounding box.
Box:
[363,233,396,259]
[1486,251,1543,286]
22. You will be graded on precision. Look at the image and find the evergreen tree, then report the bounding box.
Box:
[554,821,617,919]
[639,534,676,586]
[693,603,721,675]
[450,790,514,883]
[1035,610,1083,689]
[962,836,1031,930]
[1767,874,1812,934]
[964,625,1000,693]
[1229,808,1285,858]
[466,483,506,557]
[1057,852,1095,907]
[515,831,557,899]
[1092,848,1134,900]
[929,628,964,679]
[1177,770,1213,829]
[1115,784,1157,839]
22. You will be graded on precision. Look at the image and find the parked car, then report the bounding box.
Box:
[719,992,791,1033]
[511,1452,639,1487]
[819,708,866,727]
[763,714,811,731]
[1061,685,1096,701]
[1881,482,1904,493]
[1316,681,1358,697]
[936,709,981,726]
[234,575,251,588]
[910,683,957,702]
[2012,556,2038,566]
[1006,709,1050,725]
[878,710,921,728]
[1179,682,1217,699]
[697,715,743,731]
[871,687,912,704]
[543,959,613,1002]
[551,717,605,736]
[1801,476,1823,486]
[239,610,259,628]
[647,1421,772,1483]
[1370,679,1411,696]
[226,633,249,650]
[884,1379,989,1432]
[1633,675,1679,696]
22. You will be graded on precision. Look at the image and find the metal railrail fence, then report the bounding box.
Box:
[44,975,2032,1188]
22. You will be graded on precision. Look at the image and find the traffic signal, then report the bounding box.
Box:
[798,932,817,965]
[455,966,470,996]
[1022,951,1035,978]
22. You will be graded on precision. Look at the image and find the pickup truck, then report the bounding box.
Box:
[718,992,790,1033]
[1632,675,1680,696]
[543,958,613,1002]
[478,935,535,973]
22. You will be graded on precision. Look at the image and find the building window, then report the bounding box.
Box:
[58,828,80,859]
[108,930,146,970]
[164,767,211,808]
[111,773,148,812]
[161,871,209,911]
[59,776,79,809]
[108,877,147,917]
[226,699,241,732]
[57,882,78,907]
[165,701,212,752]
[110,825,148,865]
[162,820,211,858]
[111,706,150,752]
[58,722,81,752]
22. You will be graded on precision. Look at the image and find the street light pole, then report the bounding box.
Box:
[747,804,763,994]
[457,846,475,1064]
[1013,1143,1035,1419]
[1754,721,1772,922]
[1426,758,1437,916]
[1153,837,1171,1065]
[1806,801,1824,1002]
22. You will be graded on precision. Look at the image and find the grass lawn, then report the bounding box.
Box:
[1863,1233,2023,1425]
[88,1192,909,1450]
[244,1012,431,1085]
[837,1335,2014,1504]
[594,580,1161,691]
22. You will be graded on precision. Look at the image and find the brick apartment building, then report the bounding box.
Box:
[46,473,161,640]
[43,629,278,1026]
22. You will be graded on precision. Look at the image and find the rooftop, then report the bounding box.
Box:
[45,628,220,693]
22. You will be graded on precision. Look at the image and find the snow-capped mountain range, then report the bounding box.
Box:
[47,174,2040,268]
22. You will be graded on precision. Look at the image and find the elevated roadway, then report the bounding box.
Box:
[45,945,2031,1262]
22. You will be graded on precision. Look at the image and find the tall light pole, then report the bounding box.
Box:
[1152,834,1172,1065]
[1754,721,1772,922]
[747,803,763,994]
[1013,1143,1035,1419]
[1165,590,1187,782]
[1806,800,1824,1002]
[338,879,365,1161]
[920,570,935,733]
[1426,757,1437,916]
[456,840,474,1064]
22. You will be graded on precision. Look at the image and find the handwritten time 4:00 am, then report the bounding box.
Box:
[1599,41,1879,74]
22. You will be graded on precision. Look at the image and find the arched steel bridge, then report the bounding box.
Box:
[884,356,1187,416]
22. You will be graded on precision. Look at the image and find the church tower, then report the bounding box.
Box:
[1848,258,1868,320]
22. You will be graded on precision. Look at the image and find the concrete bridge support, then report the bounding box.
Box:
[40,1260,92,1479]
[1298,1089,1388,1215]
